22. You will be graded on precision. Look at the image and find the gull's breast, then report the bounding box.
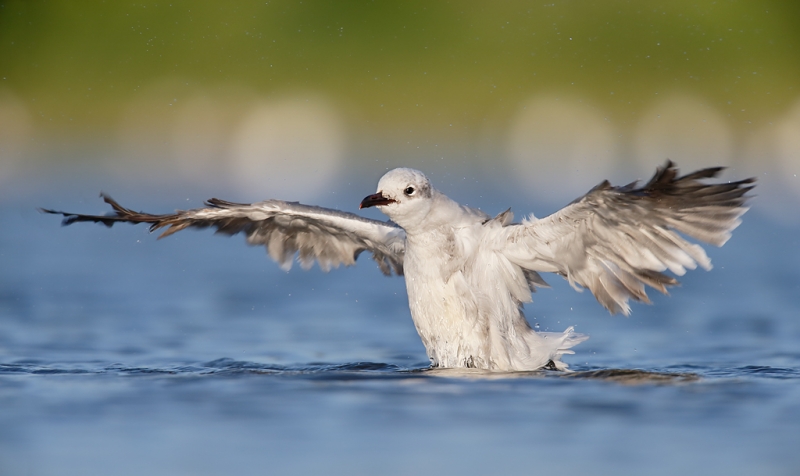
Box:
[403,234,490,368]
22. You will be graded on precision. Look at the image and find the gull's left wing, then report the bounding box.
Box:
[498,161,754,315]
[41,194,406,275]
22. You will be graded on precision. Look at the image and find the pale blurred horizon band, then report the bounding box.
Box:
[1,1,798,214]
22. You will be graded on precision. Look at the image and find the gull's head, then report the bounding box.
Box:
[360,168,433,228]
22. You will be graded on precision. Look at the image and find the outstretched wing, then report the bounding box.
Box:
[41,194,406,275]
[500,161,755,315]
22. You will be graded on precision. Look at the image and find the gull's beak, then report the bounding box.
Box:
[359,192,396,209]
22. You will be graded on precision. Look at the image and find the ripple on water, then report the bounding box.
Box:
[3,356,799,385]
[0,359,725,385]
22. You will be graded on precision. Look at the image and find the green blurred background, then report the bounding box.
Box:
[1,0,798,206]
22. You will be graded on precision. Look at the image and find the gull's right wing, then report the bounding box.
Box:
[41,194,406,276]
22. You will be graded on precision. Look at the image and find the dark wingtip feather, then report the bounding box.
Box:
[61,215,83,227]
[633,160,756,208]
[41,193,181,230]
[205,198,250,208]
[39,207,109,227]
[38,207,62,219]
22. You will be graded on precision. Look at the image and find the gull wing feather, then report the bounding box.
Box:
[500,161,755,315]
[40,194,405,275]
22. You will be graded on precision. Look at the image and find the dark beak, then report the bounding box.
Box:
[359,192,396,209]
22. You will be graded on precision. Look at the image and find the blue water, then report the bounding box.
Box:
[2,181,800,475]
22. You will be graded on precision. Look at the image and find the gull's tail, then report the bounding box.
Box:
[537,326,589,371]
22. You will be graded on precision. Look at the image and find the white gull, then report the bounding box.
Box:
[42,161,754,371]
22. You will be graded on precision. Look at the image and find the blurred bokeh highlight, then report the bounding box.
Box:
[1,1,798,210]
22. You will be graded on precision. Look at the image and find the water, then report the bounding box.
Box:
[2,184,800,475]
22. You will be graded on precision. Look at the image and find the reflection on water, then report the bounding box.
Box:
[1,184,800,476]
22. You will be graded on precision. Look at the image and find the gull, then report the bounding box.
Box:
[41,161,754,371]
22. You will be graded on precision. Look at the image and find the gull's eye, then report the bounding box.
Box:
[404,186,415,196]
